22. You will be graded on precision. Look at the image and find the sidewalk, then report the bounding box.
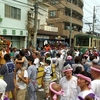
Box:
[25,79,57,100]
[25,89,46,100]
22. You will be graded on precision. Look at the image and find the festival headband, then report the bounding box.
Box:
[49,82,65,100]
[77,74,91,82]
[67,56,72,60]
[62,68,73,73]
[90,67,100,72]
[77,74,91,89]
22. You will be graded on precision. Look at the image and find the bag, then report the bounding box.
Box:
[50,65,53,77]
[50,73,53,77]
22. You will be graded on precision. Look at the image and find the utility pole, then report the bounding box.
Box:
[92,6,95,34]
[33,1,38,49]
[69,0,73,47]
[85,23,92,32]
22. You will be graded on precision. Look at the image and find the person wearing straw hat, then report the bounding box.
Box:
[59,64,79,100]
[90,64,100,97]
[76,71,94,100]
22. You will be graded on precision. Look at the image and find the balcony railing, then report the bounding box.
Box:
[40,25,58,32]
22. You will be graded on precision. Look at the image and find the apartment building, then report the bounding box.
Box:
[28,0,61,48]
[45,0,83,45]
[0,0,28,49]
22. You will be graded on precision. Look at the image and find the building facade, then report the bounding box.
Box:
[28,0,63,48]
[45,0,83,45]
[0,0,28,49]
[27,0,49,48]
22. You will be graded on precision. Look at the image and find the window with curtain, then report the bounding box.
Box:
[5,4,21,20]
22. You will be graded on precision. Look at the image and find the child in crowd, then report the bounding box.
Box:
[78,93,95,100]
[0,79,9,100]
[0,54,15,100]
[15,50,28,70]
[49,82,65,100]
[14,60,28,100]
[42,60,52,100]
[84,94,95,100]
[27,56,38,100]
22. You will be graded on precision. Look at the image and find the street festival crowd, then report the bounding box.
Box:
[0,44,100,100]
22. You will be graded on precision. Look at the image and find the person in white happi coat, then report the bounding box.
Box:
[55,53,64,82]
[76,71,94,100]
[90,64,100,97]
[59,64,79,100]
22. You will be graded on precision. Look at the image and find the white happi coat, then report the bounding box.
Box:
[59,76,79,100]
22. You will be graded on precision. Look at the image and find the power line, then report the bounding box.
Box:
[83,28,90,30]
[84,0,93,9]
[2,0,33,7]
[12,0,33,6]
[95,0,100,5]
[84,7,93,15]
[1,0,30,8]
[1,0,48,17]
[12,0,48,12]
[84,16,93,18]
[89,0,98,6]
[83,18,91,23]
[2,0,48,12]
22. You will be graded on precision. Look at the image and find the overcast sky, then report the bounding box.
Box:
[83,0,100,33]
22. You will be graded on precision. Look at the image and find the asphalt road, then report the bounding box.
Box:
[25,89,46,100]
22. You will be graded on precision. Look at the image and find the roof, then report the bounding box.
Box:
[74,33,100,39]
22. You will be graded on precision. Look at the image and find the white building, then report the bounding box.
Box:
[0,0,59,49]
[0,0,28,49]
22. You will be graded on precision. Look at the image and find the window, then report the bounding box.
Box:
[51,1,59,4]
[64,22,70,30]
[5,4,21,20]
[67,0,71,3]
[76,36,89,46]
[65,8,71,16]
[49,11,56,17]
[48,24,54,27]
[73,0,77,5]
